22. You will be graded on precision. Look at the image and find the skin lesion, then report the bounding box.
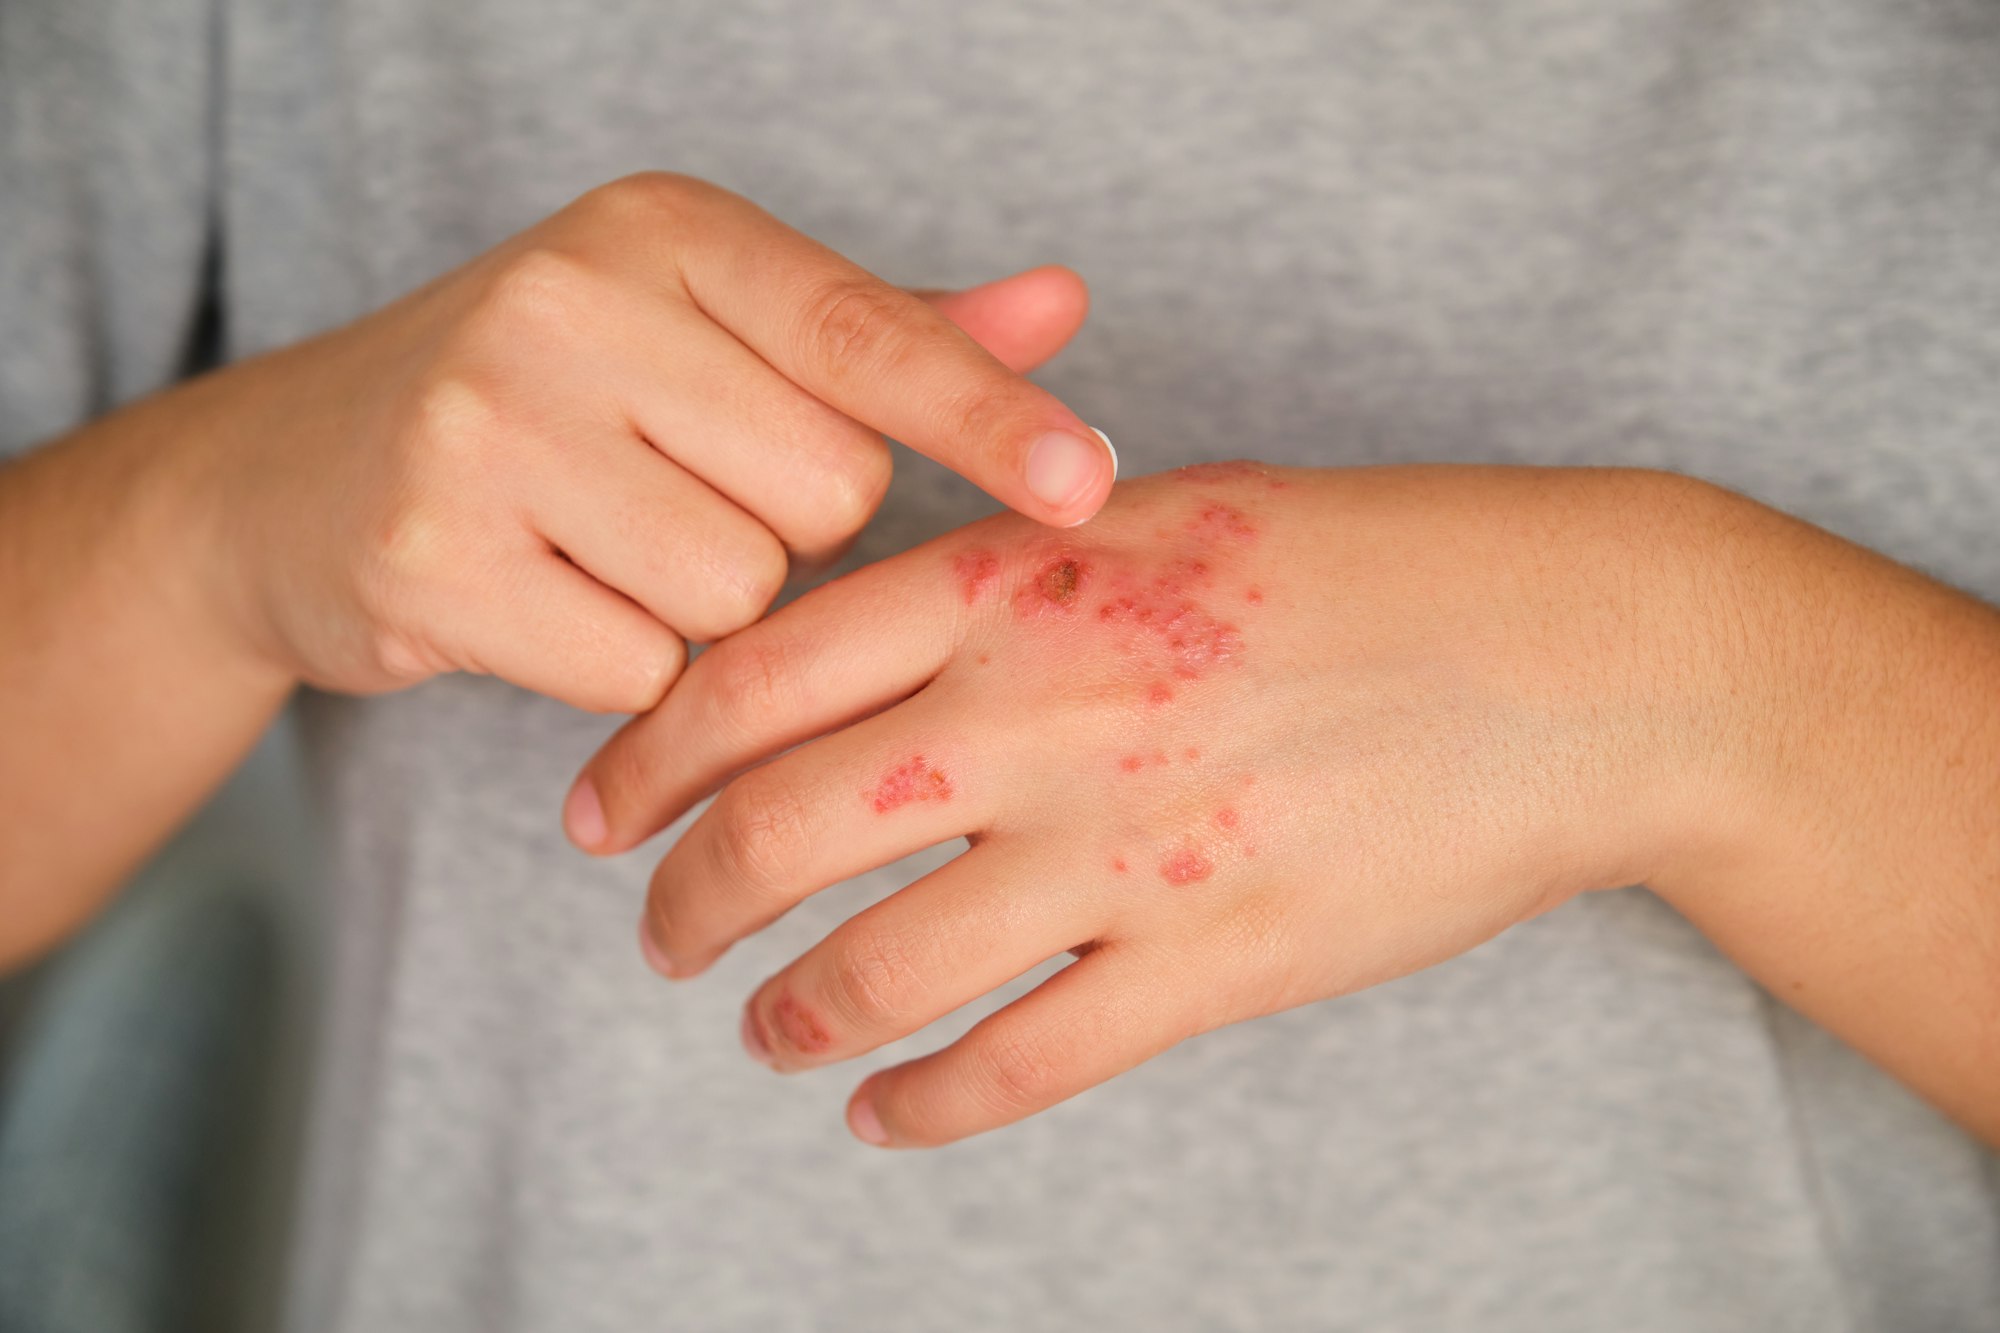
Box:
[772,992,832,1054]
[952,549,1001,605]
[867,755,953,814]
[1158,844,1215,885]
[1011,552,1094,618]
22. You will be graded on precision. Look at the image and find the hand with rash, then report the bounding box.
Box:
[570,463,2000,1148]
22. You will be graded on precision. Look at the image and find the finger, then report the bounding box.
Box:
[739,846,1110,1072]
[610,297,894,562]
[912,265,1091,375]
[845,946,1197,1148]
[674,185,1115,526]
[537,436,787,644]
[459,553,687,714]
[573,535,966,853]
[641,691,990,976]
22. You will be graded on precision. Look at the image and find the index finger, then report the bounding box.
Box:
[670,181,1116,527]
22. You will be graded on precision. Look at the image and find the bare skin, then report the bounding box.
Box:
[0,173,1112,970]
[577,464,2000,1149]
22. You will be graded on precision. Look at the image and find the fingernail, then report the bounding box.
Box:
[1090,426,1118,481]
[1026,429,1110,513]
[848,1092,890,1147]
[637,916,677,979]
[564,776,607,851]
[740,1006,776,1068]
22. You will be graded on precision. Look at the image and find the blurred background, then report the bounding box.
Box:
[0,718,316,1333]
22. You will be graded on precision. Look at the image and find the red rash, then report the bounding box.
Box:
[772,994,831,1054]
[1190,502,1259,543]
[1215,807,1240,830]
[1159,845,1215,885]
[1097,580,1243,680]
[953,549,1001,604]
[868,756,953,813]
[1014,553,1093,618]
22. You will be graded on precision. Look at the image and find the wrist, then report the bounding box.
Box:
[122,365,304,697]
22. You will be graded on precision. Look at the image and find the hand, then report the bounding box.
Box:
[574,464,1762,1145]
[190,172,1111,717]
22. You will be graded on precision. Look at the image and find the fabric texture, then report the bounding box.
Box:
[3,1,1999,1329]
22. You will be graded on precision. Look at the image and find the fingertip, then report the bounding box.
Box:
[564,774,608,853]
[1025,426,1116,526]
[638,914,678,978]
[847,1083,892,1147]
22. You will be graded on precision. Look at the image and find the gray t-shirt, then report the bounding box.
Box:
[5,1,1999,1329]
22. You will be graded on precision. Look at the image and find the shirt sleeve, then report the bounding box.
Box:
[0,0,219,458]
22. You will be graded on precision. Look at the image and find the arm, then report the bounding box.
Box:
[1649,494,2000,1140]
[0,379,293,972]
[0,173,1113,970]
[577,465,2000,1147]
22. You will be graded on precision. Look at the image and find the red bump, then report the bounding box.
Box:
[1185,747,1200,761]
[1147,682,1176,705]
[1119,755,1145,773]
[1160,845,1215,885]
[1215,807,1240,830]
[1245,587,1264,605]
[1112,856,1129,874]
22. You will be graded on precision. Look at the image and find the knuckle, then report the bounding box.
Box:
[624,633,689,712]
[401,372,498,471]
[798,439,892,550]
[590,630,686,716]
[582,170,709,226]
[826,935,918,1028]
[933,379,1015,455]
[796,278,911,380]
[363,624,436,684]
[472,247,594,343]
[703,532,788,637]
[711,771,813,897]
[973,1027,1061,1114]
[705,635,798,743]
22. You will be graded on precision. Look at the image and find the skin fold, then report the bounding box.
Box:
[575,464,2000,1150]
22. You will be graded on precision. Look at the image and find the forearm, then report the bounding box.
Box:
[0,376,294,971]
[1655,487,2000,1144]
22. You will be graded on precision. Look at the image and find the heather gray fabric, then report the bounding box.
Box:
[5,1,2000,1329]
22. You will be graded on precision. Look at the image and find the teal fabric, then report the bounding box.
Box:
[0,880,277,1333]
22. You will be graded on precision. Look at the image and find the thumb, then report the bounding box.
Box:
[911,264,1092,374]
